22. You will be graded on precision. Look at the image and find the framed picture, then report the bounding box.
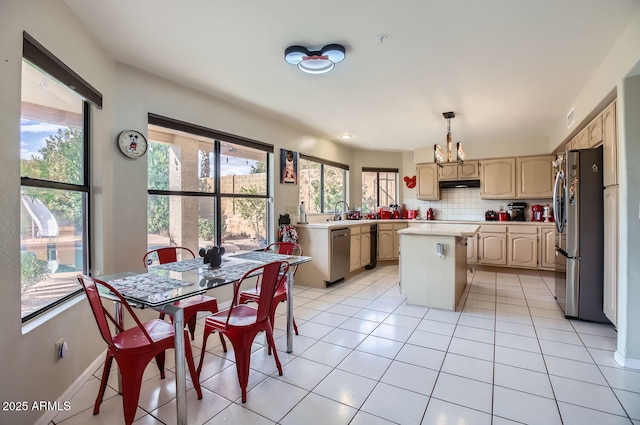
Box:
[280,149,298,184]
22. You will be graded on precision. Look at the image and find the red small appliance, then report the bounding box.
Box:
[531,205,544,222]
[426,208,434,220]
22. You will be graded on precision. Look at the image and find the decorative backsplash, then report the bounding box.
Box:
[409,188,552,221]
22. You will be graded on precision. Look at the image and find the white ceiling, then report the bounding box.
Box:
[64,0,640,153]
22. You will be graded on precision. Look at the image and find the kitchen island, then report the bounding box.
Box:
[398,223,480,311]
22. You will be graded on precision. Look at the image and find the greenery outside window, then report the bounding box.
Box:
[299,155,348,213]
[19,33,101,321]
[147,115,272,255]
[362,168,399,213]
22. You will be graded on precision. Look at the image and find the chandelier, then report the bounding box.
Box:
[434,111,464,167]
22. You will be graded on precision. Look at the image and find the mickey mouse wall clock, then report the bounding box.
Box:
[117,130,148,159]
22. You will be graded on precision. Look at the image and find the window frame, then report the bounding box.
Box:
[20,32,101,322]
[299,154,349,213]
[362,167,399,211]
[147,114,273,248]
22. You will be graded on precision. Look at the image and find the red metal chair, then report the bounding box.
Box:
[238,242,302,335]
[77,275,203,425]
[143,246,226,349]
[197,261,288,402]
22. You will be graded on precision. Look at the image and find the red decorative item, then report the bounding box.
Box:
[404,175,417,188]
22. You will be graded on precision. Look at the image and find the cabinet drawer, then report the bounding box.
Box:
[507,225,538,234]
[480,225,507,233]
[350,225,361,235]
[360,225,370,234]
[378,223,394,231]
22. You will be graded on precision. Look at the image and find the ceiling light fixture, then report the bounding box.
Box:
[340,133,353,140]
[284,44,346,74]
[434,111,464,167]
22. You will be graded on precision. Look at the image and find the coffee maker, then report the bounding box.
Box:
[507,202,527,221]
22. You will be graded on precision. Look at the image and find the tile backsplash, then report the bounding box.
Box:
[408,188,552,221]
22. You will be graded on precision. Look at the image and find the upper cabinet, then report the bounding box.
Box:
[438,160,479,180]
[416,163,440,200]
[588,114,603,148]
[574,128,589,149]
[480,158,516,199]
[516,155,555,198]
[603,100,618,187]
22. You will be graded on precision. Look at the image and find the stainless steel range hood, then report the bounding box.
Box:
[439,179,481,188]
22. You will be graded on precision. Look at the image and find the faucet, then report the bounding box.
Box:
[334,201,350,220]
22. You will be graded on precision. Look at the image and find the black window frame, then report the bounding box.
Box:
[20,32,102,322]
[362,167,399,209]
[299,154,349,213]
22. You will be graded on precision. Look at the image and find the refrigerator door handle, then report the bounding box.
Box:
[553,170,565,234]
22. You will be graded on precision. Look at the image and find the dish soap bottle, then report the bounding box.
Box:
[299,201,307,224]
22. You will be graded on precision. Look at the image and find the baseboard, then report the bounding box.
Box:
[34,350,106,425]
[615,350,640,370]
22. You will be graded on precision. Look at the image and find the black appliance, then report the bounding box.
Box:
[439,179,480,188]
[485,210,498,221]
[508,202,527,221]
[365,224,378,270]
[553,147,607,322]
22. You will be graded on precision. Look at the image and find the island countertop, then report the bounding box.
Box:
[397,223,480,237]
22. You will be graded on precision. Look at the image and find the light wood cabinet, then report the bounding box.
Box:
[467,234,479,264]
[508,229,538,268]
[574,128,589,149]
[603,100,618,187]
[480,225,507,265]
[361,231,371,266]
[603,186,618,326]
[416,163,440,200]
[480,158,516,199]
[438,160,479,180]
[588,114,603,148]
[378,222,406,260]
[540,227,556,270]
[350,227,362,271]
[516,155,555,199]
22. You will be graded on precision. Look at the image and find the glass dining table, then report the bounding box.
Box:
[98,250,311,425]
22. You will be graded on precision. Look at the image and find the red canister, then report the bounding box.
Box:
[531,205,544,222]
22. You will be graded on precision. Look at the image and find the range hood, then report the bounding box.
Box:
[439,179,481,188]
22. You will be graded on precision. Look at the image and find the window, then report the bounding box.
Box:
[362,168,399,213]
[299,155,348,213]
[147,115,272,255]
[19,33,102,321]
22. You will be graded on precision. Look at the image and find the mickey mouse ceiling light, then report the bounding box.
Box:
[284,44,346,74]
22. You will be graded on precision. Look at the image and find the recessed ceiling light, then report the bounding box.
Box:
[340,133,353,140]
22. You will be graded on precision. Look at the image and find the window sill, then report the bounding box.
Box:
[21,294,85,335]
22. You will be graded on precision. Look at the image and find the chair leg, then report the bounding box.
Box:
[186,315,197,341]
[183,330,203,400]
[94,353,114,415]
[227,330,260,403]
[264,322,283,376]
[219,333,227,352]
[196,323,214,376]
[155,350,166,379]
[118,356,151,425]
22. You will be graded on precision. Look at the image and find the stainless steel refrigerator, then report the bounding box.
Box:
[553,146,608,322]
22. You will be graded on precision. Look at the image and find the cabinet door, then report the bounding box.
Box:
[540,227,556,269]
[416,163,440,200]
[575,129,589,149]
[467,235,478,264]
[360,232,371,266]
[480,233,507,265]
[378,230,394,260]
[480,158,516,199]
[459,160,480,179]
[588,114,603,148]
[516,155,555,198]
[350,234,361,271]
[393,223,408,259]
[603,101,618,187]
[438,163,458,180]
[603,186,618,326]
[508,234,538,268]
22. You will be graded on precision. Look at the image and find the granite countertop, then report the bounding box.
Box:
[397,223,480,237]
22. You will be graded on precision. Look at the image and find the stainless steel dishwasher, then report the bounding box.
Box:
[329,227,350,283]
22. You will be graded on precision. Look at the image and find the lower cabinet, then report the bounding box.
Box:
[378,222,407,260]
[540,227,556,270]
[467,234,479,264]
[480,227,507,266]
[508,231,538,268]
[350,225,371,271]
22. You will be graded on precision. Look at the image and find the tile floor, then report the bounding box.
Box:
[52,266,640,425]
